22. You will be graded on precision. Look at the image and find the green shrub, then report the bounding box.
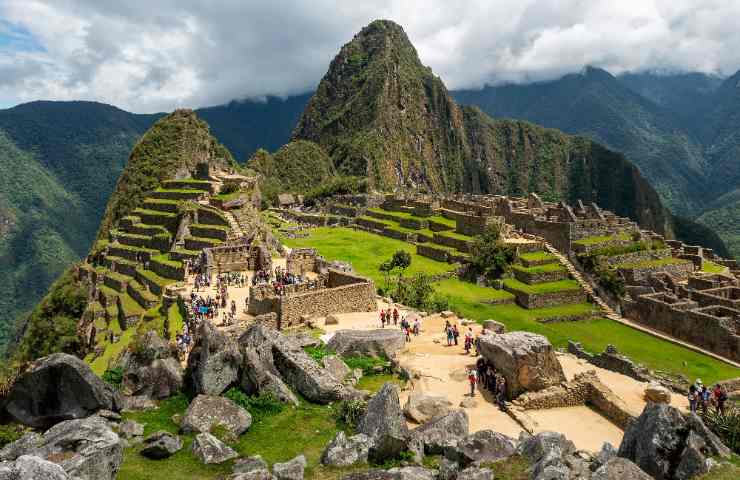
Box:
[597,267,626,297]
[344,355,389,375]
[467,225,516,283]
[303,344,333,362]
[702,404,740,454]
[0,424,25,449]
[224,388,285,421]
[336,398,367,429]
[304,176,368,207]
[102,367,124,389]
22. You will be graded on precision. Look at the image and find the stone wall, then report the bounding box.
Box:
[568,342,651,383]
[572,238,634,254]
[512,266,568,284]
[433,233,472,253]
[417,244,450,263]
[504,285,586,309]
[286,248,317,275]
[602,248,672,266]
[399,217,428,230]
[619,260,695,285]
[624,293,740,362]
[691,286,740,309]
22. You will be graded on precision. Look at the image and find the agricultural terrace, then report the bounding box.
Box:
[281,226,740,385]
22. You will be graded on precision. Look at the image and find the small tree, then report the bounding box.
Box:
[390,250,411,279]
[468,224,515,284]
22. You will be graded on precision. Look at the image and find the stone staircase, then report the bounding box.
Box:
[541,241,622,321]
[223,211,244,241]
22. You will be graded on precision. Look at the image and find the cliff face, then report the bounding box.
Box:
[294,20,674,235]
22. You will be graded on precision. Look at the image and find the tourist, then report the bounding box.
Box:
[497,376,507,411]
[476,357,486,387]
[700,385,710,414]
[688,385,698,412]
[487,364,497,392]
[714,384,727,414]
[412,318,420,336]
[393,308,399,326]
[446,324,454,346]
[380,309,386,328]
[474,334,481,356]
[464,328,473,354]
[453,324,460,346]
[404,325,411,343]
[468,369,477,397]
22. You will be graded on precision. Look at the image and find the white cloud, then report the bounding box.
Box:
[0,0,739,113]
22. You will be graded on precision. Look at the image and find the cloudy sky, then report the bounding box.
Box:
[1,0,739,113]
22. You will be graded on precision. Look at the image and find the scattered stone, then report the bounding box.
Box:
[0,455,72,480]
[357,383,409,463]
[457,465,494,480]
[322,355,351,383]
[478,331,566,399]
[0,416,123,480]
[140,431,183,460]
[233,455,268,474]
[644,382,671,404]
[591,457,653,480]
[320,431,371,466]
[97,410,122,422]
[460,319,473,326]
[191,432,238,464]
[440,311,456,318]
[272,454,306,480]
[118,420,144,439]
[229,471,274,480]
[482,319,505,334]
[186,322,242,396]
[325,314,340,325]
[289,333,321,348]
[517,431,575,465]
[121,331,183,400]
[387,466,436,479]
[340,470,395,480]
[410,410,469,455]
[239,324,353,404]
[181,395,252,438]
[2,353,120,429]
[592,442,617,470]
[458,398,478,409]
[437,457,459,480]
[445,430,515,466]
[120,395,156,411]
[403,393,453,424]
[618,403,730,480]
[327,329,406,359]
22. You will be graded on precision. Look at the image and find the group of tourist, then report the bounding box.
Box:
[688,379,728,414]
[379,308,422,341]
[468,357,508,410]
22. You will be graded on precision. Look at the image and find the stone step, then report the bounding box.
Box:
[150,188,204,201]
[143,198,180,214]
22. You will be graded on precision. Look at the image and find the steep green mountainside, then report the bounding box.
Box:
[11,109,236,362]
[701,71,740,195]
[453,67,710,216]
[697,189,740,261]
[294,20,675,237]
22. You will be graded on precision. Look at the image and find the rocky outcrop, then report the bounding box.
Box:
[457,466,494,480]
[644,382,672,404]
[121,331,183,400]
[180,395,252,438]
[118,420,144,440]
[482,320,505,334]
[409,410,469,455]
[618,403,731,480]
[238,324,353,404]
[140,431,183,460]
[0,415,123,480]
[272,454,306,480]
[327,329,406,359]
[231,455,272,479]
[592,457,653,480]
[478,332,565,399]
[191,433,238,464]
[0,455,73,480]
[403,393,453,424]
[444,430,516,467]
[322,355,351,383]
[187,322,242,396]
[357,383,410,463]
[321,432,371,466]
[2,353,120,429]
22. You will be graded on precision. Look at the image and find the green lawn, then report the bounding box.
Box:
[437,278,740,384]
[511,263,565,274]
[573,232,631,246]
[118,393,356,480]
[280,227,454,285]
[702,260,729,274]
[434,230,472,242]
[518,251,558,263]
[613,257,691,269]
[503,278,582,294]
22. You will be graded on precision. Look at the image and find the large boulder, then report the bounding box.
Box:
[181,395,252,438]
[386,466,436,480]
[644,382,671,404]
[238,324,353,404]
[121,331,183,400]
[517,431,576,465]
[2,353,120,429]
[140,431,182,460]
[0,455,73,480]
[272,454,306,480]
[410,410,469,455]
[0,416,123,480]
[403,393,453,424]
[191,432,238,464]
[618,403,730,480]
[357,383,410,463]
[327,329,405,359]
[592,457,653,480]
[478,332,565,399]
[322,355,351,383]
[444,430,516,467]
[321,431,371,466]
[457,466,494,480]
[482,320,505,334]
[187,322,242,396]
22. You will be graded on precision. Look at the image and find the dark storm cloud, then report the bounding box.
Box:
[1,0,739,112]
